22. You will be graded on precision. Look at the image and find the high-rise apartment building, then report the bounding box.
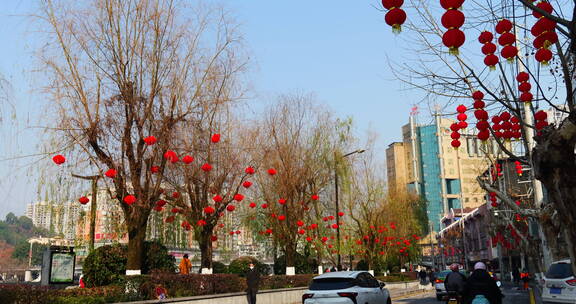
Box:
[25,201,82,240]
[387,115,500,231]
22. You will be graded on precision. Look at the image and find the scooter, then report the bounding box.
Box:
[446,291,461,304]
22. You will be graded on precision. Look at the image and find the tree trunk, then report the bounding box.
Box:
[126,217,149,274]
[533,119,576,274]
[199,227,214,271]
[285,243,296,275]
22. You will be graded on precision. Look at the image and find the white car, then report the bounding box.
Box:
[302,271,390,304]
[542,259,576,303]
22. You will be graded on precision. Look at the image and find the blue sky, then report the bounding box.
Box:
[0,1,419,218]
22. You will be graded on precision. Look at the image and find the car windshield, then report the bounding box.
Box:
[546,263,574,279]
[309,278,357,290]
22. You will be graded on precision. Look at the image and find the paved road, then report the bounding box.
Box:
[393,285,531,304]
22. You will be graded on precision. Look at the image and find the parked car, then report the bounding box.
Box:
[302,271,391,304]
[541,259,576,303]
[435,269,470,301]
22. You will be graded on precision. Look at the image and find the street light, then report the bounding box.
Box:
[334,149,365,270]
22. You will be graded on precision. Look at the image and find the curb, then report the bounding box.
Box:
[391,288,433,300]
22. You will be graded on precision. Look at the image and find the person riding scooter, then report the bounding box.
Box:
[445,263,467,303]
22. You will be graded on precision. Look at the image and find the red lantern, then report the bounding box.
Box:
[451,140,461,148]
[476,120,489,130]
[153,206,163,212]
[123,195,137,205]
[278,215,286,221]
[441,9,465,29]
[473,100,485,109]
[105,169,117,178]
[474,109,488,120]
[484,54,499,69]
[457,113,467,121]
[442,28,466,55]
[311,194,319,201]
[306,236,313,242]
[163,150,178,163]
[151,166,160,173]
[79,196,89,205]
[298,229,306,235]
[234,194,244,202]
[171,207,180,213]
[481,42,497,55]
[332,224,339,229]
[143,136,157,145]
[226,204,236,212]
[156,200,167,207]
[384,8,407,33]
[211,235,218,242]
[267,168,277,175]
[450,123,460,132]
[456,104,467,113]
[211,133,221,143]
[249,202,256,208]
[534,110,548,121]
[451,132,461,140]
[278,198,287,205]
[297,220,304,227]
[535,48,552,64]
[52,154,66,165]
[245,166,255,174]
[518,82,531,92]
[520,92,533,103]
[182,155,194,164]
[213,195,223,203]
[498,32,515,46]
[201,163,212,172]
[495,19,513,34]
[261,203,268,209]
[501,45,518,60]
[440,0,464,9]
[204,206,215,214]
[243,181,253,188]
[478,31,493,44]
[458,121,468,129]
[477,130,490,141]
[338,211,345,217]
[516,72,529,82]
[533,1,554,18]
[165,216,175,223]
[472,91,485,100]
[172,191,180,199]
[381,0,404,10]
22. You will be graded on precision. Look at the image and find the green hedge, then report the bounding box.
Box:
[0,273,313,304]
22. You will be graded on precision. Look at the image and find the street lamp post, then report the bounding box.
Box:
[334,149,365,270]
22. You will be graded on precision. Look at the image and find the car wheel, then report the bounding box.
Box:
[436,294,442,301]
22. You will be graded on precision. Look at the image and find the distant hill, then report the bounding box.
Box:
[0,213,52,267]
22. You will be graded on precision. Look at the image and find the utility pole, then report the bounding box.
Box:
[334,149,365,270]
[72,174,100,252]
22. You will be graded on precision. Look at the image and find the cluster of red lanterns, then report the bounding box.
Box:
[514,161,523,176]
[517,72,533,103]
[450,103,468,149]
[531,1,556,65]
[491,112,521,140]
[489,192,498,207]
[440,0,466,55]
[495,19,517,61]
[534,110,549,131]
[382,0,406,33]
[471,91,490,141]
[478,31,498,69]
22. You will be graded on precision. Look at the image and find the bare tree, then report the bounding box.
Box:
[251,93,339,273]
[389,0,576,272]
[39,0,246,273]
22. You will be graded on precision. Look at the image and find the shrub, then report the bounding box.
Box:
[83,244,127,287]
[0,284,54,304]
[212,261,228,274]
[83,241,176,287]
[139,272,245,298]
[142,240,176,274]
[356,260,369,271]
[228,256,269,276]
[273,253,318,274]
[260,274,313,289]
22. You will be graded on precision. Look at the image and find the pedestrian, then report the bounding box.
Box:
[512,267,520,285]
[178,254,192,274]
[521,269,530,290]
[445,264,466,298]
[428,269,437,286]
[246,262,260,304]
[154,284,168,299]
[464,262,503,304]
[418,268,427,284]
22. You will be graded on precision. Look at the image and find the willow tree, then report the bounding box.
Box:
[386,0,576,272]
[40,0,246,274]
[251,93,339,274]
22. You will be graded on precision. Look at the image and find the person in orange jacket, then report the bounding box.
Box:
[179,254,192,274]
